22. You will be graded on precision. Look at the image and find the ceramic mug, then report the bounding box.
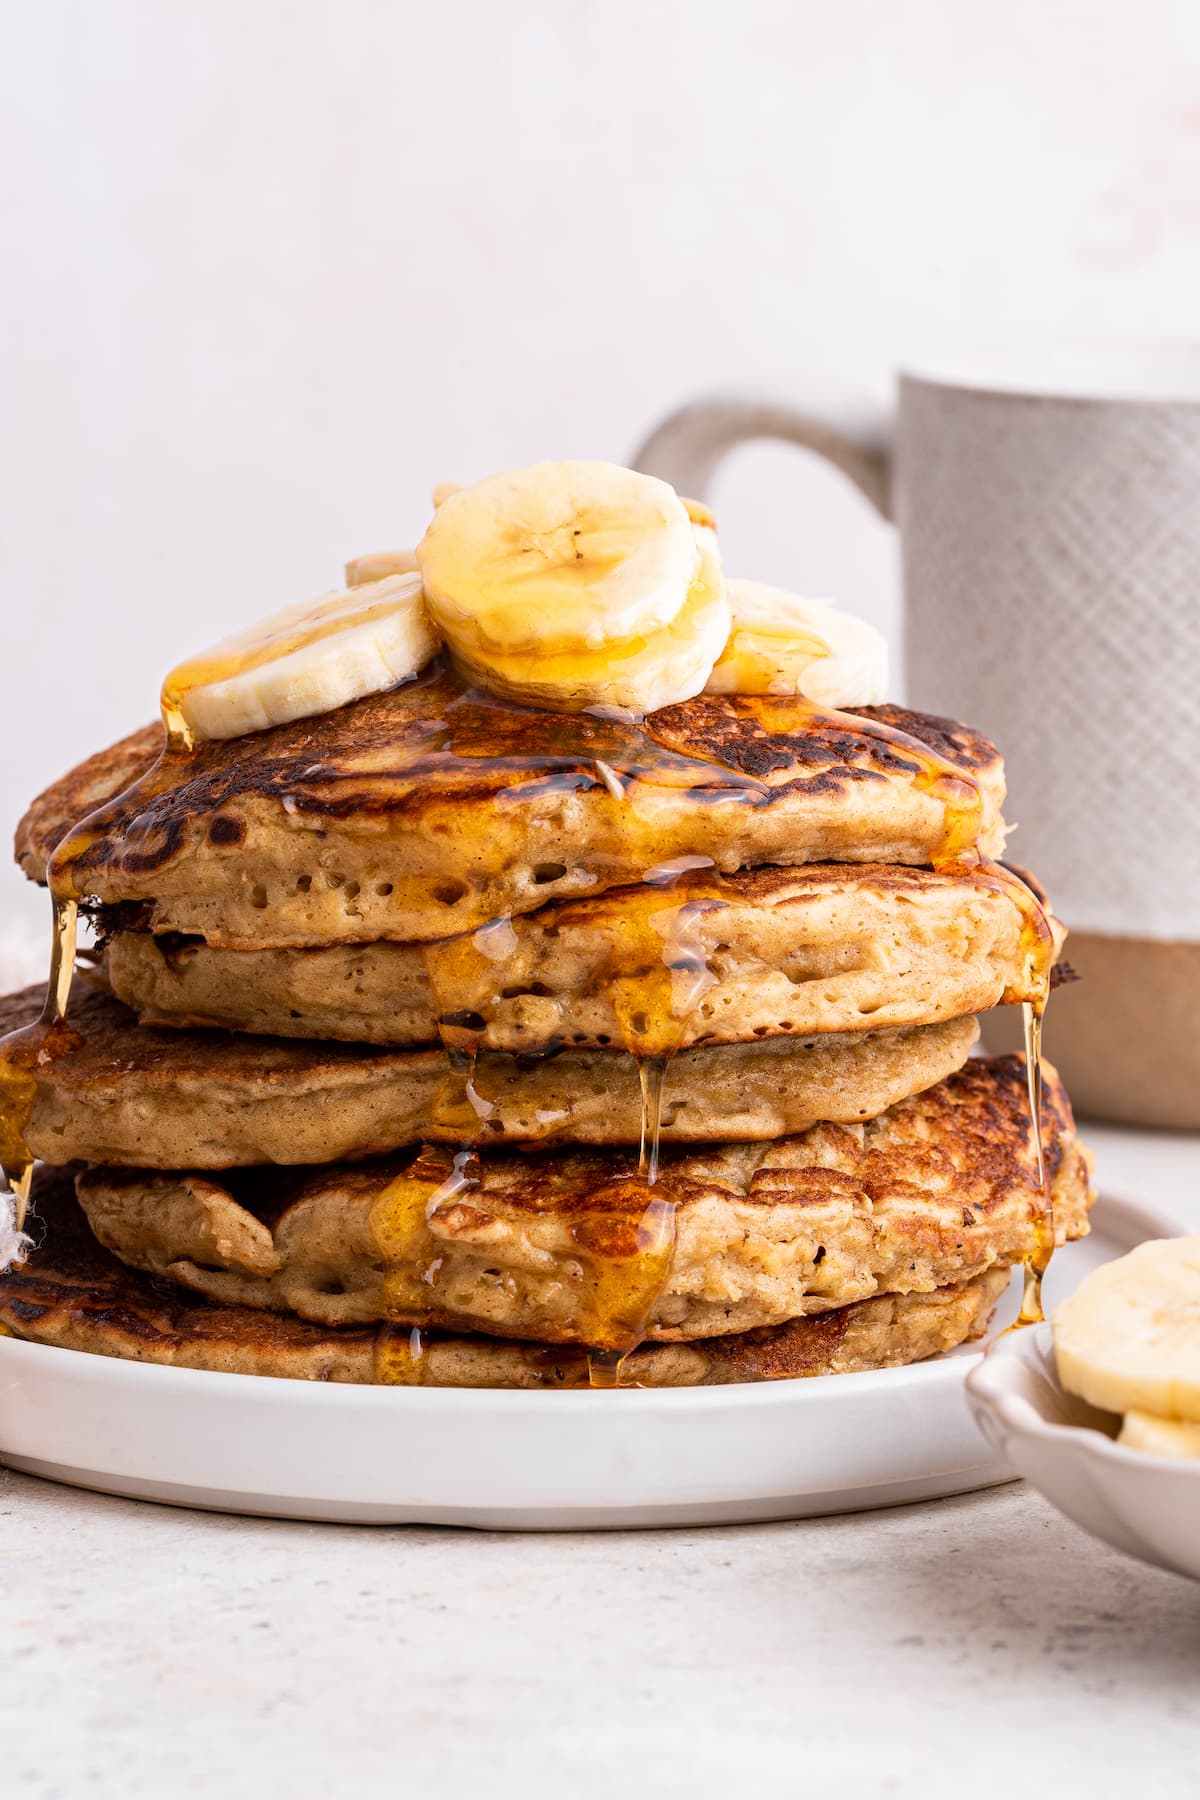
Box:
[634,346,1200,1127]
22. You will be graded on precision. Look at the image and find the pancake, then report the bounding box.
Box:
[0,983,978,1168]
[98,860,1061,1051]
[0,1169,1012,1386]
[68,1055,1093,1343]
[14,658,1007,947]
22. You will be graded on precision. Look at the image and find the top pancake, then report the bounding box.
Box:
[15,659,1007,947]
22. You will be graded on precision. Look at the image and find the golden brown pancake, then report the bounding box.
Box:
[98,860,1061,1051]
[15,659,1007,946]
[0,982,978,1167]
[69,1055,1092,1343]
[1,1168,1012,1386]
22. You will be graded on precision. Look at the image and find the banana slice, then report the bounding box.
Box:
[1053,1237,1200,1423]
[682,495,717,535]
[161,573,439,742]
[1118,1410,1200,1458]
[418,460,726,712]
[705,580,888,707]
[443,532,730,715]
[345,549,419,587]
[419,461,699,657]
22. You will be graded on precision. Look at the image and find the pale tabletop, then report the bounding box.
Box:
[3,1120,1198,1800]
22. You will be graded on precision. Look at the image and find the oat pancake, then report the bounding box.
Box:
[0,984,977,1168]
[99,860,1060,1051]
[69,1055,1093,1342]
[15,659,1007,946]
[0,1170,1011,1386]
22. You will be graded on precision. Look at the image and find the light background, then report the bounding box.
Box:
[4,0,1200,955]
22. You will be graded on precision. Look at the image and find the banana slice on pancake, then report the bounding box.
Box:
[1053,1237,1200,1424]
[161,573,438,743]
[432,529,730,716]
[706,580,888,708]
[418,460,728,713]
[344,549,420,586]
[163,464,890,736]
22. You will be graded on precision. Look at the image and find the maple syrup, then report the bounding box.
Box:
[571,1183,678,1383]
[0,891,82,1230]
[0,710,185,1229]
[160,585,424,752]
[1,654,1059,1373]
[371,824,736,1385]
[375,1323,429,1385]
[746,696,987,863]
[956,857,1056,1326]
[368,1145,478,1382]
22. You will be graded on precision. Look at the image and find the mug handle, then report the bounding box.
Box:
[632,387,895,522]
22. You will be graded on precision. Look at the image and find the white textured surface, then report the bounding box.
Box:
[5,0,1200,932]
[1,1467,1198,1798]
[2,1126,1199,1799]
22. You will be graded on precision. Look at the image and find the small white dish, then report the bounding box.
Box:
[0,1194,1180,1529]
[966,1311,1200,1582]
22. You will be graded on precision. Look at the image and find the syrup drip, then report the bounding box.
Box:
[375,1323,428,1386]
[954,857,1056,1327]
[572,1184,678,1386]
[1013,1000,1054,1328]
[0,725,181,1233]
[0,892,81,1231]
[370,916,494,1383]
[776,706,1061,1322]
[800,698,1064,1323]
[369,1146,479,1383]
[637,1056,668,1183]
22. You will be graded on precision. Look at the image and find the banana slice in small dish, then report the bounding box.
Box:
[965,1223,1200,1581]
[1118,1410,1200,1459]
[1054,1236,1200,1431]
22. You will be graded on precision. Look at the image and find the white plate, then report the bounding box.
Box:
[0,1194,1178,1529]
[966,1316,1200,1582]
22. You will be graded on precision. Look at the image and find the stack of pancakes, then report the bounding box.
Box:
[0,662,1094,1386]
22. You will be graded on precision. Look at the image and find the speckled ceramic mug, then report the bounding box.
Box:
[635,345,1200,1126]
